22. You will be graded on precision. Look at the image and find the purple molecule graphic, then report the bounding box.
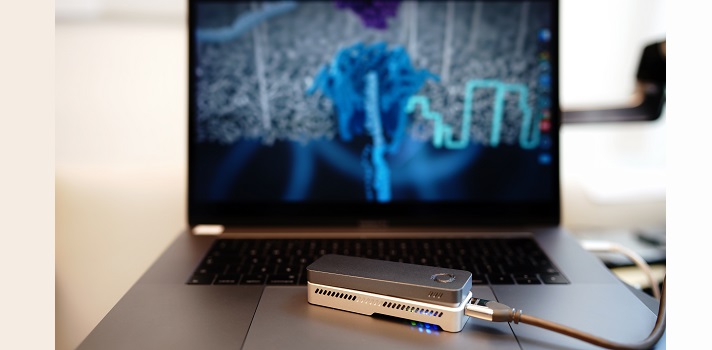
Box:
[335,1,401,30]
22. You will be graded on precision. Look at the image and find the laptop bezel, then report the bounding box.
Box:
[186,0,561,228]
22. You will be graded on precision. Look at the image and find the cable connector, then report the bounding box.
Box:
[465,297,522,323]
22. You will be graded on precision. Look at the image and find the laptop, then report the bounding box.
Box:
[78,1,663,349]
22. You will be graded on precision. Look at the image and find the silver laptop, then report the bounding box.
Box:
[78,1,663,349]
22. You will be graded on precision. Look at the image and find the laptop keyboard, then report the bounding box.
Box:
[187,238,569,286]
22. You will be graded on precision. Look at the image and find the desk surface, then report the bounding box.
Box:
[55,20,666,350]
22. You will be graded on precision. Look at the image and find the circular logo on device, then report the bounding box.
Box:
[431,273,456,283]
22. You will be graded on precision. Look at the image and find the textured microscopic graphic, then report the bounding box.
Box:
[193,1,553,202]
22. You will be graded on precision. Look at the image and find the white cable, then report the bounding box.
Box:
[580,240,661,300]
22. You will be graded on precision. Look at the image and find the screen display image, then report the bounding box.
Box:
[191,1,555,205]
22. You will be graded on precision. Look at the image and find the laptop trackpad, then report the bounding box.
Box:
[242,286,518,350]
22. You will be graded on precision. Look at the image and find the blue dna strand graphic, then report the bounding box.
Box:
[307,42,437,202]
[363,72,391,202]
[407,80,540,150]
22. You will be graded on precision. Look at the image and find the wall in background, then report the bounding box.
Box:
[560,0,666,107]
[56,0,184,19]
[56,0,667,108]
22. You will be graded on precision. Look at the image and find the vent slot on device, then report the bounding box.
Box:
[314,288,357,301]
[382,301,443,318]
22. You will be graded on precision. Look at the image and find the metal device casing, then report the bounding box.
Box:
[307,254,472,307]
[307,281,472,332]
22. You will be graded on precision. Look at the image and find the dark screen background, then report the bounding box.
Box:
[191,1,555,206]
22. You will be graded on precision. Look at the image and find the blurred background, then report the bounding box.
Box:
[55,1,666,349]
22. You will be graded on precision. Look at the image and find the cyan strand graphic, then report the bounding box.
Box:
[407,79,540,150]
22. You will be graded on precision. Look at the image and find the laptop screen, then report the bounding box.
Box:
[188,0,560,227]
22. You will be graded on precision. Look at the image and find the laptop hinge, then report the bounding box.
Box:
[192,225,225,235]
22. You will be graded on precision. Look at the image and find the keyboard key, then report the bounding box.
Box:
[275,265,296,275]
[215,274,241,285]
[488,274,515,284]
[195,264,226,274]
[241,274,266,285]
[471,275,487,285]
[267,274,298,285]
[187,275,215,285]
[541,273,569,284]
[296,272,307,285]
[514,274,541,284]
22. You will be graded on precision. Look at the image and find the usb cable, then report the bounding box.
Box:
[581,240,662,300]
[465,276,666,350]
